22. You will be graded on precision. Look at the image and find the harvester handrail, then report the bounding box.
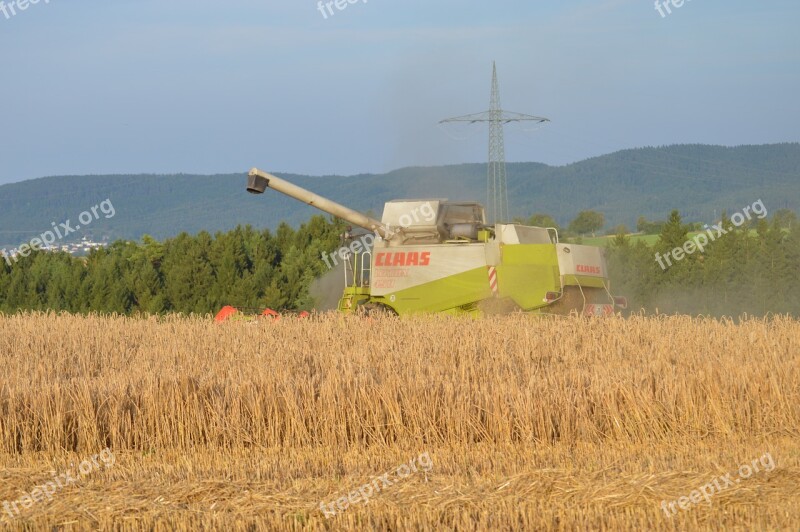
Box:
[547,227,559,244]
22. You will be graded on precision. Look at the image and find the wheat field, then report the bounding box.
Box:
[0,312,798,530]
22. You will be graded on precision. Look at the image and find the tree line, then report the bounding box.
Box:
[1,210,798,317]
[605,211,800,316]
[0,217,345,315]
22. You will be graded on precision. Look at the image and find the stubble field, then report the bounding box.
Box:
[0,312,798,530]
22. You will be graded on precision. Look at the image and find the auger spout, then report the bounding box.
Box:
[247,167,393,239]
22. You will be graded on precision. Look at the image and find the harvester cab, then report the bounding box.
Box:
[246,167,627,317]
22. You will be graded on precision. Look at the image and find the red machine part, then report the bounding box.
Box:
[214,306,239,323]
[215,306,310,322]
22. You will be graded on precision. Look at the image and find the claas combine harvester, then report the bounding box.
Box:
[214,167,627,320]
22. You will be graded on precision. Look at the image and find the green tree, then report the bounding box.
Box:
[637,215,665,235]
[527,213,560,231]
[652,210,696,287]
[568,210,605,237]
[636,215,648,233]
[773,208,797,229]
[607,224,630,236]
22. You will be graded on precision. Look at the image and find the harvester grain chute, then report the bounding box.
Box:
[232,167,627,318]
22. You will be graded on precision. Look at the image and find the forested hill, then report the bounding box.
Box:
[1,143,798,246]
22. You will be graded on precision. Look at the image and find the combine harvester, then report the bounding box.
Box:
[215,167,626,320]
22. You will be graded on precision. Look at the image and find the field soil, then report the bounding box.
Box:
[1,313,798,530]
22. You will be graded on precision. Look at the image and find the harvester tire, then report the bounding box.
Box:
[358,302,398,317]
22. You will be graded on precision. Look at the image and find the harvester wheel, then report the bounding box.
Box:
[358,302,398,317]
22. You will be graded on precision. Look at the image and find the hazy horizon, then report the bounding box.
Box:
[4,141,799,186]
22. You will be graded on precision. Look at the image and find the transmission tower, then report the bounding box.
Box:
[440,62,549,223]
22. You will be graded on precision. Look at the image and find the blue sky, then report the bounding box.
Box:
[0,0,797,184]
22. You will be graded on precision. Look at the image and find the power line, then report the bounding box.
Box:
[440,62,549,223]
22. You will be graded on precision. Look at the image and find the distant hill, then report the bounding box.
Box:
[1,143,798,247]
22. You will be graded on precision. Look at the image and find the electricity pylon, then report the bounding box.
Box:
[440,62,549,224]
